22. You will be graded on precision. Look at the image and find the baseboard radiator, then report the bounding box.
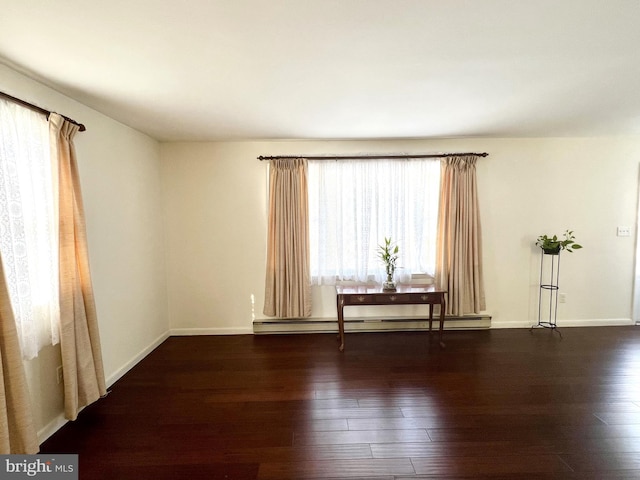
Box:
[253,315,491,334]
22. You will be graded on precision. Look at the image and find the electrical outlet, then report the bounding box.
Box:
[617,226,631,237]
[559,293,567,303]
[56,366,63,384]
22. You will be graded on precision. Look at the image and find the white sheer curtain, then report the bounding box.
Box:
[308,158,440,285]
[0,99,60,360]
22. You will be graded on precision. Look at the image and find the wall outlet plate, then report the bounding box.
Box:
[617,226,631,237]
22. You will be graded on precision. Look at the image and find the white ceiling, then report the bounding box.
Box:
[1,0,640,142]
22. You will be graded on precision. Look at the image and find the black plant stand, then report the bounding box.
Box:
[532,249,562,336]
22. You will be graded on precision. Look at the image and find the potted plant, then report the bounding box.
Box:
[535,230,583,255]
[378,237,399,290]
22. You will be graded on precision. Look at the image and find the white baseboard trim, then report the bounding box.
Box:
[38,413,68,445]
[105,330,171,387]
[170,327,254,336]
[491,318,635,329]
[253,315,492,334]
[38,330,171,445]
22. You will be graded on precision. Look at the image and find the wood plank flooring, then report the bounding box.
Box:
[41,327,640,479]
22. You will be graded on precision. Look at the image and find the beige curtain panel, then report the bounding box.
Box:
[436,155,486,316]
[0,255,39,454]
[263,158,312,318]
[50,114,107,421]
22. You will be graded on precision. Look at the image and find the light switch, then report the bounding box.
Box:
[617,226,631,237]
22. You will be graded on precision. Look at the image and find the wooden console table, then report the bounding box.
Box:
[335,284,446,351]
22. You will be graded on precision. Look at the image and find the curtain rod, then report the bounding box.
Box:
[0,91,86,132]
[258,152,488,161]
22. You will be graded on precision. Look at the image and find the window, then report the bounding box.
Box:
[0,99,59,360]
[308,158,440,285]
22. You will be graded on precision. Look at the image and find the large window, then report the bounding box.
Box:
[308,158,440,285]
[0,99,59,359]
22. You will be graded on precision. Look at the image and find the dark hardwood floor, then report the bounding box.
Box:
[41,327,640,479]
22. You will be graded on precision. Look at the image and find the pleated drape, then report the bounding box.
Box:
[49,114,106,420]
[436,156,486,315]
[0,254,38,453]
[263,158,312,318]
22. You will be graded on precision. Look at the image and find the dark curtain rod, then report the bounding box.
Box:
[258,152,488,161]
[0,91,86,132]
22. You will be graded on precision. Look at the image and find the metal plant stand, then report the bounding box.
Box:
[532,249,562,335]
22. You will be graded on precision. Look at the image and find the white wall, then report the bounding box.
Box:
[160,142,269,334]
[0,64,169,441]
[161,138,639,331]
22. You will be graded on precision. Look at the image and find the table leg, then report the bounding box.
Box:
[337,295,345,351]
[439,293,446,347]
[428,303,434,332]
